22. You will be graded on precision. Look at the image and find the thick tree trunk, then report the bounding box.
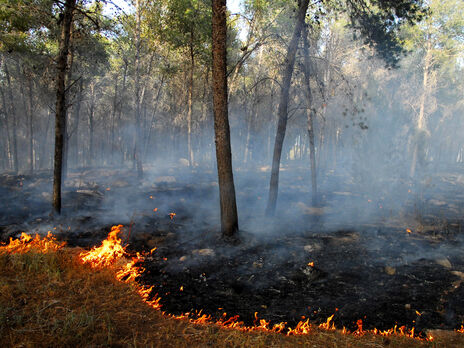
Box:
[53,0,75,214]
[301,24,318,205]
[212,0,239,238]
[265,0,309,216]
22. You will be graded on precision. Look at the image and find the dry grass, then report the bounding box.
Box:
[0,248,462,347]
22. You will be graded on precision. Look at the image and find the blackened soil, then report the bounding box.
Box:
[137,227,464,335]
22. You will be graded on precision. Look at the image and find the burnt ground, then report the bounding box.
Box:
[2,165,464,336]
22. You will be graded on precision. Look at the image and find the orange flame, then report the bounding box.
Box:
[80,225,126,268]
[0,231,65,254]
[169,213,176,220]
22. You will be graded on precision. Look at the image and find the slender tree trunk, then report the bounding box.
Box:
[72,78,83,167]
[301,24,318,205]
[187,36,195,166]
[4,62,19,173]
[212,0,239,238]
[28,76,34,174]
[0,83,13,170]
[133,0,143,178]
[112,61,128,165]
[87,83,95,167]
[17,63,31,173]
[265,0,309,216]
[63,25,74,180]
[53,0,75,214]
[110,73,118,165]
[410,39,432,178]
[144,75,165,159]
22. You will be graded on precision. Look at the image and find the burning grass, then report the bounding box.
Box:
[1,230,463,347]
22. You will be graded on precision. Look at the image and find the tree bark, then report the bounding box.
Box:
[410,38,432,178]
[133,0,143,179]
[265,0,309,216]
[53,0,75,214]
[4,62,19,173]
[212,0,239,238]
[301,23,318,205]
[0,82,13,170]
[63,24,74,180]
[187,35,195,166]
[28,76,34,174]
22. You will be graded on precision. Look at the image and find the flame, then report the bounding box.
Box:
[406,228,412,234]
[80,225,126,268]
[153,208,158,212]
[169,213,176,220]
[0,231,65,254]
[307,261,315,267]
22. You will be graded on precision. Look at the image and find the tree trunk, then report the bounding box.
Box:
[410,39,432,178]
[133,0,143,179]
[110,73,118,165]
[265,0,309,216]
[212,0,239,238]
[301,24,318,205]
[72,78,83,167]
[28,76,34,174]
[0,83,13,170]
[187,36,195,166]
[63,24,74,180]
[87,83,95,167]
[53,0,75,214]
[4,62,19,173]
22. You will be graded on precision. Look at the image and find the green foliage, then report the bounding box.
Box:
[345,0,428,67]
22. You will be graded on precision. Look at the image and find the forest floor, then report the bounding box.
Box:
[1,247,461,348]
[2,164,464,346]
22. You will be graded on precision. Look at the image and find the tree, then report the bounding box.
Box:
[53,0,76,214]
[212,0,239,238]
[265,0,427,215]
[265,0,309,216]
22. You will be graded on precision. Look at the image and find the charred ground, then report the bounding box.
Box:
[2,165,464,336]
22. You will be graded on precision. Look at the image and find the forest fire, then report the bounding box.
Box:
[3,225,461,343]
[77,226,438,341]
[0,231,65,254]
[79,224,126,268]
